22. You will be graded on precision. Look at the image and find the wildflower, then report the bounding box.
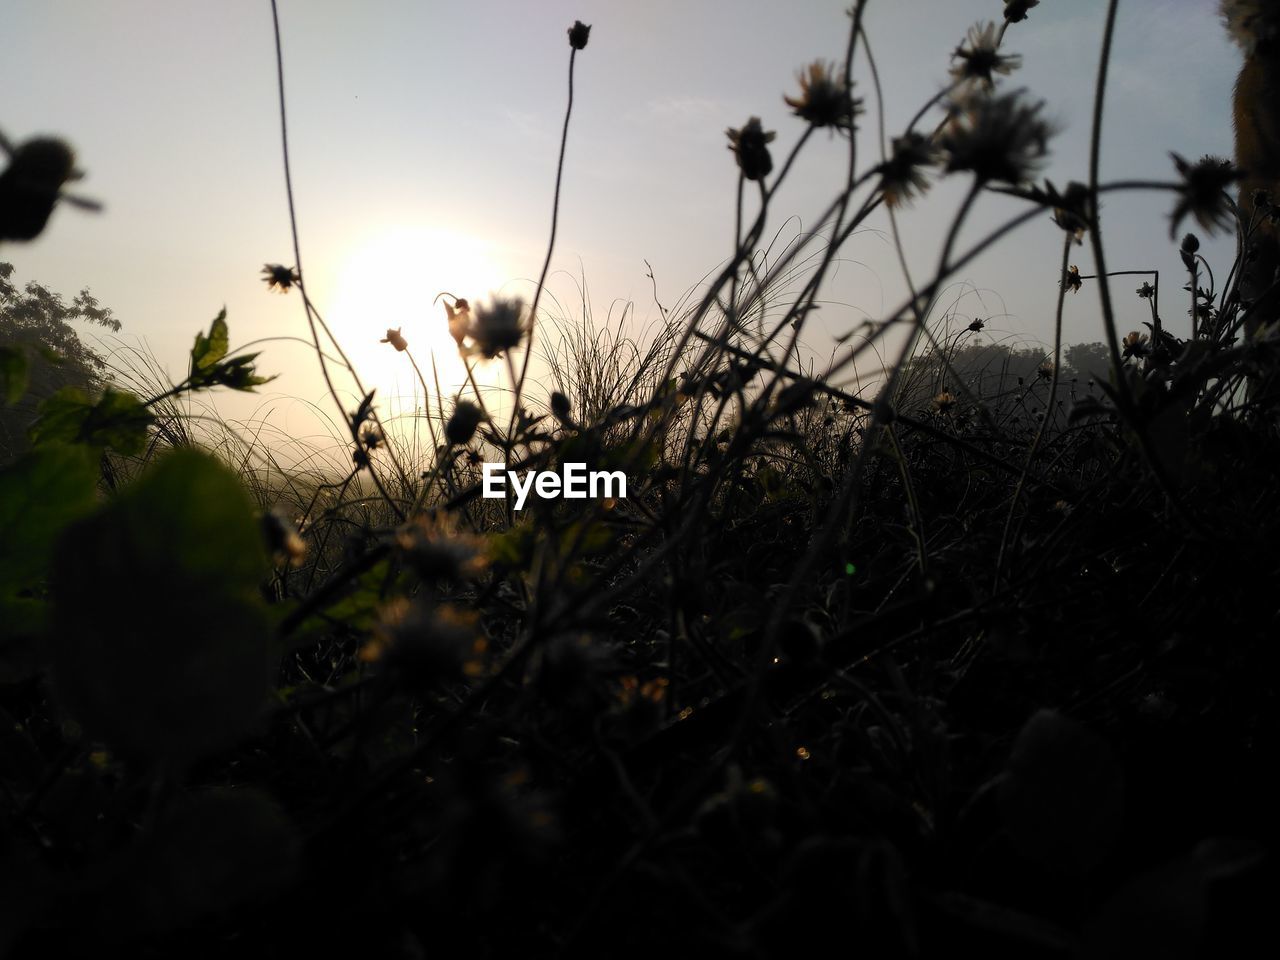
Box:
[261,263,299,293]
[932,390,956,414]
[360,424,384,449]
[726,117,776,181]
[967,317,986,332]
[445,298,471,350]
[1037,361,1054,380]
[784,61,862,130]
[1168,153,1241,239]
[380,327,408,351]
[260,507,305,567]
[446,399,484,445]
[1122,331,1150,359]
[0,136,85,241]
[469,295,527,358]
[876,133,938,208]
[1137,282,1155,299]
[1047,180,1091,243]
[940,89,1052,186]
[1004,0,1040,23]
[568,20,591,50]
[1063,264,1082,293]
[361,597,485,681]
[395,512,487,581]
[550,390,572,420]
[951,22,1022,90]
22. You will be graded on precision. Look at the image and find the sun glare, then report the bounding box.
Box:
[329,225,514,436]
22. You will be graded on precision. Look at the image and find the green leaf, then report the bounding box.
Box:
[0,346,27,406]
[190,308,229,374]
[50,449,271,767]
[28,387,154,454]
[0,443,98,592]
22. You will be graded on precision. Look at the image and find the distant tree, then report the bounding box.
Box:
[0,261,120,461]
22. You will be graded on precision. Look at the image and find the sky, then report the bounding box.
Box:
[0,0,1243,457]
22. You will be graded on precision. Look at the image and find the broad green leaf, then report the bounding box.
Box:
[51,449,271,766]
[0,346,27,406]
[28,387,153,454]
[190,308,229,374]
[0,443,98,591]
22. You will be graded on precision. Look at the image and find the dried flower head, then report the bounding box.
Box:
[446,399,484,445]
[951,22,1022,90]
[395,512,487,581]
[932,390,956,414]
[261,507,306,568]
[261,263,300,293]
[1063,264,1083,294]
[360,424,384,449]
[361,597,485,681]
[568,20,591,50]
[968,317,986,332]
[0,136,85,241]
[550,390,572,420]
[784,61,862,130]
[1047,180,1091,243]
[940,89,1052,186]
[1122,331,1151,359]
[469,296,527,358]
[1168,153,1241,239]
[877,133,938,208]
[1004,0,1040,24]
[444,297,471,350]
[1136,281,1155,299]
[380,327,408,351]
[1221,0,1280,56]
[726,117,776,181]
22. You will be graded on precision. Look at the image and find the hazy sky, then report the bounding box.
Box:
[1,0,1242,449]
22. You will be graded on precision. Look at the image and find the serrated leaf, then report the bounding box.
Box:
[191,308,229,374]
[0,346,27,406]
[51,449,271,766]
[28,387,153,454]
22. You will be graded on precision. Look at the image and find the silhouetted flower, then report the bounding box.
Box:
[940,89,1051,185]
[395,513,487,581]
[1168,153,1240,239]
[784,61,861,130]
[446,399,484,445]
[726,117,776,181]
[445,298,471,350]
[568,20,591,50]
[1137,282,1155,299]
[1047,180,1091,243]
[0,135,87,241]
[550,390,572,420]
[381,327,408,351]
[1063,264,1083,294]
[951,22,1021,90]
[261,507,305,568]
[360,424,384,449]
[1004,0,1040,24]
[469,296,527,358]
[968,317,986,332]
[1123,331,1151,359]
[877,133,938,208]
[261,264,299,293]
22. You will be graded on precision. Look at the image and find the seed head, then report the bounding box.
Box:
[940,89,1052,186]
[726,117,776,182]
[469,296,527,359]
[1168,153,1241,239]
[876,133,938,209]
[380,327,408,351]
[951,22,1022,90]
[446,399,484,446]
[784,61,862,130]
[568,21,591,50]
[261,264,300,293]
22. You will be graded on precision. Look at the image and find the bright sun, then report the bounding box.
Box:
[328,225,515,440]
